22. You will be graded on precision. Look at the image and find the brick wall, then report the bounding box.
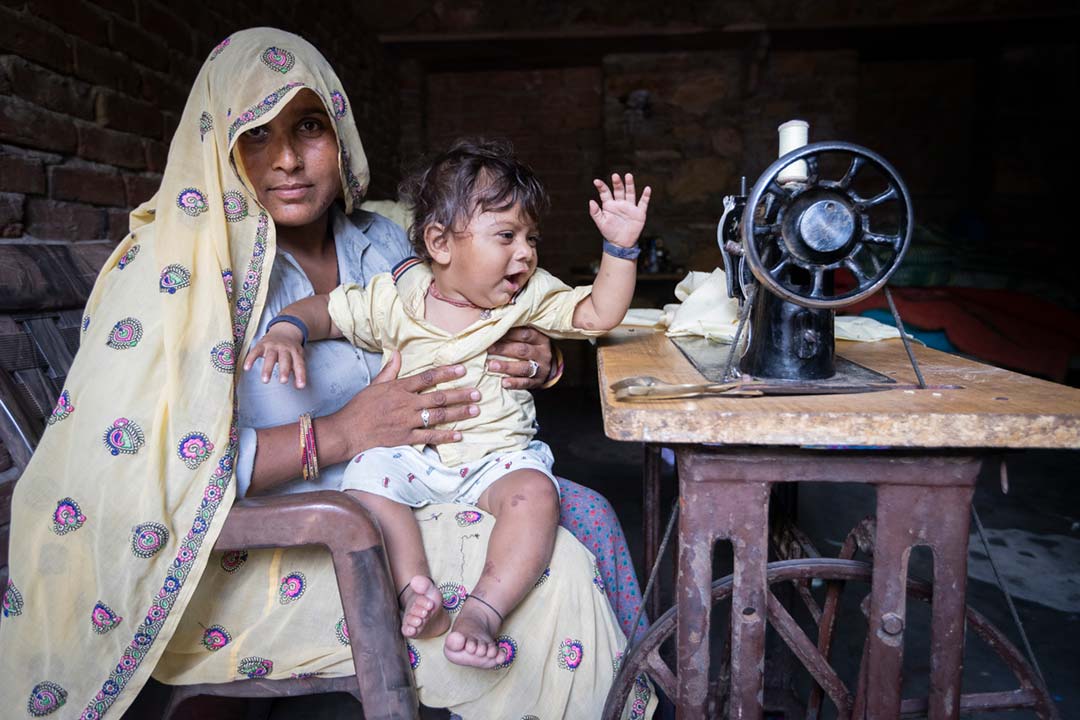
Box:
[0,1,398,250]
[422,66,604,280]
[400,28,1075,308]
[2,2,1076,302]
[404,49,860,278]
[604,50,858,273]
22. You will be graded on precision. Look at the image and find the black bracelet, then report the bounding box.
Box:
[267,314,309,346]
[602,239,641,260]
[467,593,504,623]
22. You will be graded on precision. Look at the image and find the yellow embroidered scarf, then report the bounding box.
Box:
[0,27,369,719]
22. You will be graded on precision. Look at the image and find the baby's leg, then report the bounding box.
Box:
[345,489,449,639]
[444,469,559,668]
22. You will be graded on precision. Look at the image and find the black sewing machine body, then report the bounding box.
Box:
[717,141,914,383]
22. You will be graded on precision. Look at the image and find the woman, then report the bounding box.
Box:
[0,28,651,719]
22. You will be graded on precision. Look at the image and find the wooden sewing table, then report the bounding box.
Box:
[597,329,1080,719]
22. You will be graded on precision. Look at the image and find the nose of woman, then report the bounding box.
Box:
[270,132,305,173]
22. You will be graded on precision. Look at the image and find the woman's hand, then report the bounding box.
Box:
[486,327,554,390]
[323,351,481,459]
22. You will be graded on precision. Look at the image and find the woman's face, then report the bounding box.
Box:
[235,89,341,233]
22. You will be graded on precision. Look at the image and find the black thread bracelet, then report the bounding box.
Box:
[468,594,504,623]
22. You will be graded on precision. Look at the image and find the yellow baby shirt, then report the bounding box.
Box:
[327,259,602,466]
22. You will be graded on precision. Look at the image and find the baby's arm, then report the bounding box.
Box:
[243,294,343,388]
[572,173,651,331]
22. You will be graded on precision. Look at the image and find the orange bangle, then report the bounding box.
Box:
[540,346,565,389]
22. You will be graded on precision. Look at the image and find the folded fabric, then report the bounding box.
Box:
[621,308,666,327]
[835,315,904,342]
[619,269,902,343]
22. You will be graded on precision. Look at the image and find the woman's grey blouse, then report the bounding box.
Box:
[234,207,413,497]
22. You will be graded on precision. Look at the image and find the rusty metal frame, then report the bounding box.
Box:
[604,555,1057,719]
[671,446,982,720]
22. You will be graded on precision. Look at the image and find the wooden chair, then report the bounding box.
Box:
[0,246,420,719]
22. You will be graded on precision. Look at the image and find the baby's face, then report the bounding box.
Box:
[448,204,540,309]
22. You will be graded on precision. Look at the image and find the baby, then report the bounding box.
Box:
[245,138,650,668]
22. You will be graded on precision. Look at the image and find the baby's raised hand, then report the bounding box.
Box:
[243,325,308,388]
[589,173,652,249]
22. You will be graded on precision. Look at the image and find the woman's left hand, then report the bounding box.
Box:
[486,327,553,390]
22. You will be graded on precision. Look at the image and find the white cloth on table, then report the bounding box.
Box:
[616,268,905,343]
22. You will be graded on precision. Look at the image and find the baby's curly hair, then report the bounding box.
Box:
[398,138,550,260]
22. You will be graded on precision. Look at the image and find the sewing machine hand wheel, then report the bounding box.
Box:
[742,141,914,309]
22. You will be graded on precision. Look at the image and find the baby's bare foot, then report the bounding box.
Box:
[444,596,506,669]
[400,576,449,639]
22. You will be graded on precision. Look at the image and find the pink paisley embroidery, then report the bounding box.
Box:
[202,625,231,651]
[557,638,584,671]
[90,602,122,634]
[495,634,517,669]
[47,390,74,424]
[52,497,86,535]
[439,582,468,613]
[279,571,306,604]
[455,510,483,527]
[177,432,214,470]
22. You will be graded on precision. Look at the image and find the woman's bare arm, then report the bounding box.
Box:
[246,353,480,494]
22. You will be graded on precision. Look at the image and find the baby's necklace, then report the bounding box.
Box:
[427,283,492,319]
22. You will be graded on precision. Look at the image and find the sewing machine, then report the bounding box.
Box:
[599,121,1069,720]
[715,121,914,384]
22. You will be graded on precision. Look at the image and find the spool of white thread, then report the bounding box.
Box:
[777,119,809,184]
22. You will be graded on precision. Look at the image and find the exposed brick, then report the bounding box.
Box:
[0,56,94,120]
[138,67,188,112]
[161,110,179,142]
[30,0,109,45]
[26,196,105,239]
[0,6,74,74]
[0,191,23,237]
[75,122,146,170]
[0,149,45,193]
[50,162,126,206]
[88,0,134,20]
[144,138,168,172]
[72,39,141,95]
[188,9,229,45]
[121,172,160,207]
[168,50,202,88]
[710,126,743,156]
[107,206,130,242]
[191,31,216,62]
[0,96,77,153]
[109,15,169,72]
[140,1,192,57]
[95,89,163,139]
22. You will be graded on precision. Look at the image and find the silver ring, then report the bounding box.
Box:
[527,360,540,378]
[420,408,431,428]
